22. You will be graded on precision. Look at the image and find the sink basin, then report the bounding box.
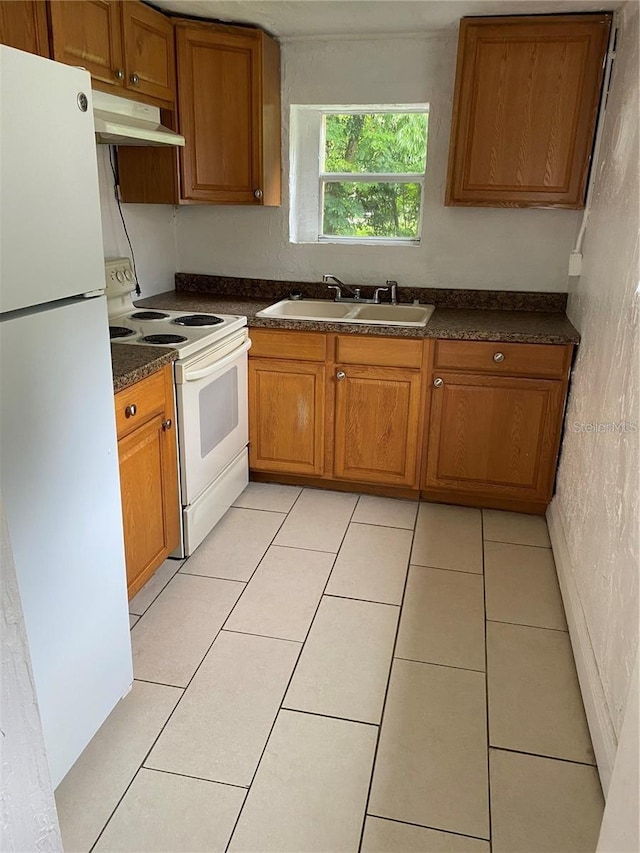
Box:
[256,299,435,328]
[352,304,434,325]
[257,300,353,320]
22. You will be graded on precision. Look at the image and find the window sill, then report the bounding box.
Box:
[290,237,421,247]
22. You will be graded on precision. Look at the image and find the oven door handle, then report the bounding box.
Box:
[182,338,252,382]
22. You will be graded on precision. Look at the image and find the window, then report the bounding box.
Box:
[290,105,429,245]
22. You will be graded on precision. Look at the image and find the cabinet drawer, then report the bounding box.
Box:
[336,335,423,369]
[250,329,327,362]
[434,340,570,378]
[115,368,167,439]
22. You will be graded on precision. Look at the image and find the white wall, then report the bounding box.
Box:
[547,1,639,791]
[0,499,62,853]
[176,34,580,291]
[97,147,177,297]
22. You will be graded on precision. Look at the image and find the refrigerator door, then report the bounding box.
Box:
[0,47,104,314]
[0,296,132,788]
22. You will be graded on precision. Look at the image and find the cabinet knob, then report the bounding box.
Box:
[130,73,139,85]
[162,419,172,431]
[115,68,124,80]
[433,377,443,388]
[254,189,263,199]
[125,404,137,417]
[336,371,346,381]
[493,352,505,362]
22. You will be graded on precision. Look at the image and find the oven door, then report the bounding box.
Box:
[175,332,251,505]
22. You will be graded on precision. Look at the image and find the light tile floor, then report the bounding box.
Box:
[55,486,604,853]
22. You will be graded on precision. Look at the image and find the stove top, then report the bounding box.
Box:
[105,257,247,360]
[108,307,248,360]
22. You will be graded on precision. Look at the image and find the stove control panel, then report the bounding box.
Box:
[105,257,137,299]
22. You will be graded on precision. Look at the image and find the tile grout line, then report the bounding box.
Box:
[367,812,491,844]
[129,559,183,619]
[90,491,302,853]
[490,745,598,769]
[393,656,485,674]
[483,537,552,550]
[482,517,493,852]
[356,506,419,852]
[221,628,304,644]
[223,490,361,852]
[486,617,568,634]
[140,765,250,790]
[280,706,380,729]
[408,562,484,577]
[324,592,401,607]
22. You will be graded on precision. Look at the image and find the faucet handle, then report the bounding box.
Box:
[373,286,389,303]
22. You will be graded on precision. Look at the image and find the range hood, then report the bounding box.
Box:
[93,90,185,147]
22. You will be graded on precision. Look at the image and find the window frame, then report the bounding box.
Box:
[290,104,430,246]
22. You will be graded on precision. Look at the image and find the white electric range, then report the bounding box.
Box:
[106,258,251,557]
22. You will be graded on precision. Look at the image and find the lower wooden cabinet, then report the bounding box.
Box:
[248,330,424,490]
[334,363,422,487]
[423,371,566,507]
[114,365,180,599]
[247,328,573,512]
[249,358,325,476]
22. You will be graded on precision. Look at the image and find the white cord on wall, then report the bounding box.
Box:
[569,13,619,277]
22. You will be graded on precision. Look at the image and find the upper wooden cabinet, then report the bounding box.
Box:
[0,1,49,56]
[48,0,124,87]
[445,14,612,208]
[121,1,175,103]
[176,21,281,205]
[49,0,175,105]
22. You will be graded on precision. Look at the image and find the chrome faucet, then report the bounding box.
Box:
[323,274,361,302]
[323,274,398,305]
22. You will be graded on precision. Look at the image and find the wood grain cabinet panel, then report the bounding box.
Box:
[176,21,281,205]
[122,1,175,103]
[249,358,325,476]
[114,365,180,599]
[0,1,49,56]
[49,0,124,87]
[333,364,422,488]
[424,372,565,505]
[446,14,611,208]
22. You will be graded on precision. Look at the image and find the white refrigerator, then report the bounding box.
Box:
[0,47,133,787]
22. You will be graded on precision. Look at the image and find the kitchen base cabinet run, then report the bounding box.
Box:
[247,328,573,513]
[114,364,180,599]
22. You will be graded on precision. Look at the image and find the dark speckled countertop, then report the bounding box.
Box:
[111,343,178,393]
[136,290,580,345]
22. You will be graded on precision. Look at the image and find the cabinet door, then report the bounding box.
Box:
[49,0,124,87]
[334,364,422,488]
[118,411,179,599]
[122,1,175,104]
[446,14,611,208]
[0,1,49,56]
[176,24,262,203]
[249,358,325,476]
[424,372,565,503]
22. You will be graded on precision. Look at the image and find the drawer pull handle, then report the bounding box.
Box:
[125,404,137,418]
[336,370,346,381]
[493,352,505,362]
[162,419,172,431]
[433,377,444,388]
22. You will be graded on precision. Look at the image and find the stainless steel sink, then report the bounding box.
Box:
[256,299,435,328]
